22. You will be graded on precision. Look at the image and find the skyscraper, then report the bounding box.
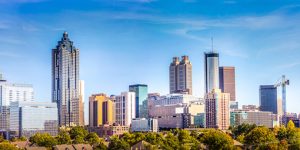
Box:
[129,84,148,118]
[169,56,192,94]
[205,89,230,130]
[204,52,219,93]
[79,80,85,126]
[89,93,115,127]
[259,85,278,114]
[219,66,236,101]
[52,32,80,126]
[115,92,135,126]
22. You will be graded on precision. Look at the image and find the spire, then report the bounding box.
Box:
[211,37,214,52]
[63,31,68,38]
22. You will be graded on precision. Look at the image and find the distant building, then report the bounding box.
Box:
[148,94,204,129]
[0,76,34,106]
[88,124,129,139]
[219,66,236,101]
[10,101,58,138]
[115,92,136,126]
[52,32,81,126]
[0,106,9,133]
[169,56,192,95]
[131,118,158,132]
[129,84,148,118]
[259,85,278,114]
[205,89,230,130]
[230,110,276,128]
[204,52,219,93]
[230,101,239,110]
[79,80,85,126]
[242,105,259,111]
[89,93,115,127]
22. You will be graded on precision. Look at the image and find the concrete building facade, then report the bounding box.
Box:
[115,92,136,126]
[219,66,236,101]
[230,110,276,128]
[131,118,158,132]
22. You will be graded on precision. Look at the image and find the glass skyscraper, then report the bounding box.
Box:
[259,85,278,114]
[204,52,219,94]
[52,32,82,126]
[129,84,148,118]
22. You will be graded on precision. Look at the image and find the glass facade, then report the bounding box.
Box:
[259,85,278,114]
[204,52,219,94]
[129,84,148,118]
[10,101,58,138]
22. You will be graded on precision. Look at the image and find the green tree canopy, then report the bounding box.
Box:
[244,126,278,149]
[29,133,57,148]
[69,126,88,139]
[85,132,101,145]
[56,131,71,144]
[108,136,130,150]
[0,142,19,150]
[200,129,234,150]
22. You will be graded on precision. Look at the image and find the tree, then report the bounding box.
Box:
[108,136,130,150]
[244,126,278,149]
[200,129,234,150]
[230,123,256,138]
[19,136,27,141]
[56,131,71,144]
[29,133,57,148]
[0,142,19,150]
[69,126,88,139]
[85,132,101,145]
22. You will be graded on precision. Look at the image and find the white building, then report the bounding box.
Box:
[131,118,158,132]
[0,79,34,106]
[148,94,205,129]
[115,92,136,126]
[10,101,58,138]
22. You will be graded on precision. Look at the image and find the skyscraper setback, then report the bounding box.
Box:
[169,56,192,95]
[204,52,219,93]
[219,66,236,101]
[52,32,82,126]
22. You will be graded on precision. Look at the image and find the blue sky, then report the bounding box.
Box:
[0,0,300,120]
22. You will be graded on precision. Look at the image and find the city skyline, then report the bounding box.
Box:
[0,0,300,115]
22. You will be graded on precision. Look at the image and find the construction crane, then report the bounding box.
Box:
[274,75,290,125]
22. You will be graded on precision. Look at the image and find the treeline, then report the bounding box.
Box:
[0,121,299,150]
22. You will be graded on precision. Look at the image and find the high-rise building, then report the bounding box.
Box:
[129,84,148,118]
[89,93,115,127]
[79,80,85,126]
[115,92,135,126]
[204,52,219,94]
[169,56,192,95]
[0,74,34,106]
[259,85,278,114]
[52,32,80,126]
[10,101,58,138]
[205,89,230,130]
[219,66,236,101]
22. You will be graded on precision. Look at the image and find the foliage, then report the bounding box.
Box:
[85,132,101,145]
[230,123,257,138]
[200,129,234,150]
[19,136,27,141]
[69,126,88,139]
[29,133,57,148]
[0,142,19,150]
[108,136,130,150]
[56,131,71,144]
[275,121,300,150]
[244,126,278,149]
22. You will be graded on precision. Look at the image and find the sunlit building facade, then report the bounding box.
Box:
[115,92,136,126]
[204,52,219,93]
[129,84,148,118]
[219,66,236,101]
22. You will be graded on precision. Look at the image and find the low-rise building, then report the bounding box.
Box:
[88,124,129,139]
[131,118,158,132]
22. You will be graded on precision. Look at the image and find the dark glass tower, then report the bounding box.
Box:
[259,85,278,114]
[52,32,80,126]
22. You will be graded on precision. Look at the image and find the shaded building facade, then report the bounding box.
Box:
[169,56,192,95]
[219,66,236,101]
[259,85,278,114]
[52,32,81,126]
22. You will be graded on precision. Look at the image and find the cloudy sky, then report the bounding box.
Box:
[0,0,300,121]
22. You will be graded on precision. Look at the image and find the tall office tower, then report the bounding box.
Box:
[129,84,148,118]
[0,74,34,106]
[169,56,192,94]
[204,52,219,93]
[79,80,85,126]
[10,101,58,138]
[205,89,230,130]
[259,85,278,114]
[89,93,115,127]
[115,92,135,126]
[52,32,80,126]
[219,66,236,101]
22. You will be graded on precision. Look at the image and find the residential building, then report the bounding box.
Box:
[204,52,219,93]
[242,105,259,111]
[131,118,158,132]
[259,85,278,114]
[89,93,115,127]
[219,66,236,101]
[52,32,80,126]
[115,92,136,126]
[205,89,230,130]
[79,80,85,126]
[169,56,192,95]
[230,110,276,128]
[129,84,148,118]
[148,94,204,129]
[88,124,129,138]
[10,101,58,138]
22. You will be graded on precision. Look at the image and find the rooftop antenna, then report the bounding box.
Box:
[211,37,214,52]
